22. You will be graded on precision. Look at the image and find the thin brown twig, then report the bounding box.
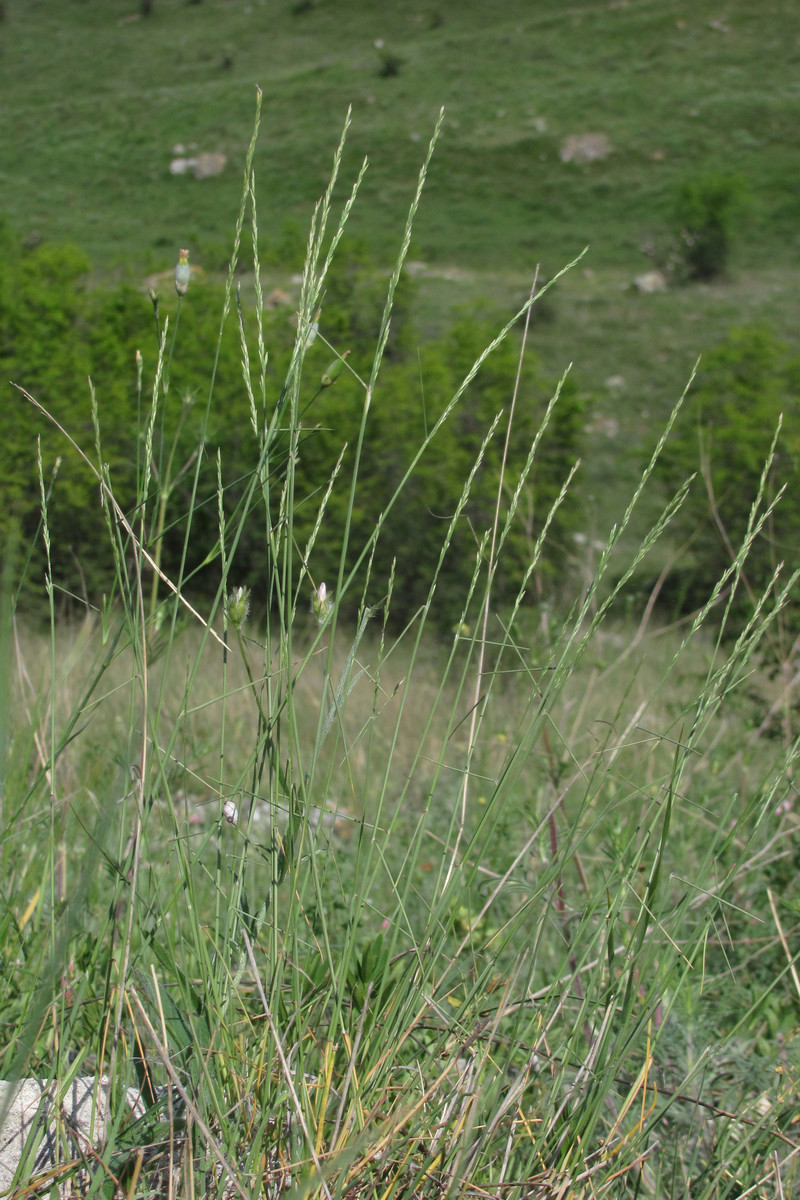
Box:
[767,887,800,1002]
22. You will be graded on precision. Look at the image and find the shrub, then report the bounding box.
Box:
[654,325,800,623]
[320,238,417,361]
[376,48,405,78]
[673,172,746,281]
[290,315,584,628]
[1,229,581,628]
[1,235,101,609]
[0,233,260,614]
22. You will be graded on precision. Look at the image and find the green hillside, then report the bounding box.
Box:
[3,0,799,500]
[3,0,798,277]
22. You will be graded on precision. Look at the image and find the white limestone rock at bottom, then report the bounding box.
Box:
[0,1076,142,1197]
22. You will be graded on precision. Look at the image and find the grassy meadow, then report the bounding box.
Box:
[1,1,800,1197]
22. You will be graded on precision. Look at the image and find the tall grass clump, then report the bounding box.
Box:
[1,94,799,1200]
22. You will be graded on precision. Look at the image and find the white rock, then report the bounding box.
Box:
[169,152,227,179]
[633,269,668,293]
[0,1076,142,1197]
[192,151,226,179]
[559,132,612,163]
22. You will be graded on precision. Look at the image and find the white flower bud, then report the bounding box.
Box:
[312,581,333,625]
[302,307,321,349]
[321,349,350,388]
[174,248,191,297]
[227,585,251,629]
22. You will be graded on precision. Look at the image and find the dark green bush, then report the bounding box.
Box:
[673,173,745,281]
[376,49,405,79]
[0,228,259,615]
[292,316,584,628]
[1,232,108,610]
[655,326,800,624]
[0,228,582,630]
[320,238,416,361]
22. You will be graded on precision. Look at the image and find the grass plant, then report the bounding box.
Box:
[1,99,800,1200]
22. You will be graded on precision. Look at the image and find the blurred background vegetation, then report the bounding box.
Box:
[1,0,799,629]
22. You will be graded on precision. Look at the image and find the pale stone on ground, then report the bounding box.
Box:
[559,133,613,163]
[633,269,668,293]
[0,1077,140,1198]
[169,151,227,179]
